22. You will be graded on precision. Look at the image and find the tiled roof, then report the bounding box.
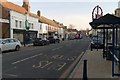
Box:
[1,1,27,14]
[67,29,78,32]
[0,0,61,28]
[28,13,39,18]
[39,16,59,27]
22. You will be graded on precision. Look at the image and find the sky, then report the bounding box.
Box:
[7,0,120,30]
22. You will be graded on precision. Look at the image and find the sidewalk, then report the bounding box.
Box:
[69,49,119,79]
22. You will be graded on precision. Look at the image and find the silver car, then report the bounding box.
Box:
[0,38,21,52]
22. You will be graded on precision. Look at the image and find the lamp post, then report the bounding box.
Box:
[24,14,30,47]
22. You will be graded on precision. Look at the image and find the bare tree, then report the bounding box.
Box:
[68,24,75,29]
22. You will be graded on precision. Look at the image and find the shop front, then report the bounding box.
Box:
[13,29,38,44]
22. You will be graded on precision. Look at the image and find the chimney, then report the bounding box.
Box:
[37,10,41,17]
[22,0,30,12]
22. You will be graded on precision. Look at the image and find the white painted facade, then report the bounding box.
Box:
[39,23,48,34]
[39,23,48,38]
[58,28,64,40]
[10,11,41,39]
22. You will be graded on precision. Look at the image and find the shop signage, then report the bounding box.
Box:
[0,18,9,23]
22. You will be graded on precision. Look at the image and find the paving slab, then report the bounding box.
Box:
[69,49,119,79]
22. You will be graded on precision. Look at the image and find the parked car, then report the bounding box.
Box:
[33,38,49,46]
[47,37,56,43]
[90,36,104,49]
[48,36,60,44]
[0,38,21,52]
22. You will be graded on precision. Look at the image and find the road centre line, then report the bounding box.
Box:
[12,53,43,65]
[52,46,63,51]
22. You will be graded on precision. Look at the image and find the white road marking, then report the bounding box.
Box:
[4,74,18,77]
[52,46,63,51]
[12,53,43,65]
[41,62,52,68]
[32,61,52,69]
[57,63,66,71]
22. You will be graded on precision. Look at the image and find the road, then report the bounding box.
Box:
[2,37,90,78]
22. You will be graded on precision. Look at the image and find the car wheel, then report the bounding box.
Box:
[15,45,20,51]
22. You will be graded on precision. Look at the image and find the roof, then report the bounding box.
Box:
[89,14,120,29]
[1,0,27,14]
[67,29,78,32]
[0,0,61,28]
[28,13,39,18]
[115,8,120,11]
[39,16,59,27]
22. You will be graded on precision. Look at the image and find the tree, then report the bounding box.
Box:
[68,24,75,29]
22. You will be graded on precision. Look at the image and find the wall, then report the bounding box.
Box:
[10,11,40,38]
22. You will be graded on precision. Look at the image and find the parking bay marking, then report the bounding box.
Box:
[57,63,66,71]
[32,61,52,69]
[47,62,66,71]
[12,53,43,65]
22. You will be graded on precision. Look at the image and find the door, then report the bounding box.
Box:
[2,39,11,51]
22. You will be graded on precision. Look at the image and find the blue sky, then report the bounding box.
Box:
[8,0,119,30]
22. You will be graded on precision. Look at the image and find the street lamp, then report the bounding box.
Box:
[24,14,30,47]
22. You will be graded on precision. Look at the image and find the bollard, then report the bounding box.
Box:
[83,60,88,80]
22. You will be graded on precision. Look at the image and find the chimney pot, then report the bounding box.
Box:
[37,10,41,17]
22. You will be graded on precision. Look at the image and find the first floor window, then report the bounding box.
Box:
[19,21,22,28]
[32,23,34,29]
[40,24,42,30]
[15,20,18,28]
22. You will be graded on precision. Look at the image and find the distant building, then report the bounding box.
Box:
[67,29,78,40]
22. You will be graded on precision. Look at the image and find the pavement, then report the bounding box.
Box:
[69,49,120,79]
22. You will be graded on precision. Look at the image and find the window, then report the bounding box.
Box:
[32,23,34,29]
[4,40,10,43]
[40,24,42,30]
[9,39,15,43]
[19,21,22,28]
[46,26,48,30]
[28,23,31,29]
[15,20,18,28]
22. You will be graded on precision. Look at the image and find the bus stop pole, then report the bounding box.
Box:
[112,26,115,77]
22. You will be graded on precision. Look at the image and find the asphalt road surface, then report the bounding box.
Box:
[2,37,90,79]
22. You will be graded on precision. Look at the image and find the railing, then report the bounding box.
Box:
[107,45,120,76]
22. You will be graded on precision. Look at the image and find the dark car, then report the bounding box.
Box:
[55,38,60,43]
[47,37,56,43]
[33,38,49,46]
[48,36,60,44]
[90,36,104,50]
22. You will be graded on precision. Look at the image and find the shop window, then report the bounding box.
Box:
[15,20,18,28]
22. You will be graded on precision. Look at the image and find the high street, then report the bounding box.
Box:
[2,37,90,78]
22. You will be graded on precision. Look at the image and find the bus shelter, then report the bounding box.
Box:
[89,13,120,76]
